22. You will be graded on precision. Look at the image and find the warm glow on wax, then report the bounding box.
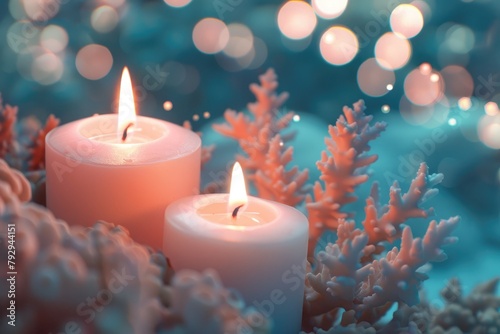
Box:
[118,67,137,140]
[228,162,248,214]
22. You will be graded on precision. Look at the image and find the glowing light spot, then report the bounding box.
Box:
[91,6,119,33]
[163,0,191,8]
[293,114,300,122]
[203,111,210,119]
[445,24,475,54]
[192,18,229,54]
[381,105,390,113]
[312,0,348,19]
[404,66,444,106]
[485,102,499,116]
[440,65,473,99]
[478,115,500,149]
[192,114,200,121]
[419,63,431,75]
[32,52,63,85]
[375,32,412,70]
[448,118,457,126]
[320,26,358,66]
[163,101,173,111]
[76,44,113,80]
[7,21,39,54]
[390,4,424,39]
[22,0,60,21]
[458,97,471,111]
[40,25,68,53]
[386,84,394,91]
[357,58,395,97]
[223,24,253,58]
[278,1,317,40]
[279,141,284,147]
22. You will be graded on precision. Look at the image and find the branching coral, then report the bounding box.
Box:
[306,100,386,257]
[29,114,60,171]
[214,68,310,206]
[0,97,19,163]
[301,100,460,331]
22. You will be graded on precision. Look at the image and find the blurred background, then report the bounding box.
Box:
[0,0,499,301]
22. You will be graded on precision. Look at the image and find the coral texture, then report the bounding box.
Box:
[28,114,60,171]
[214,68,310,206]
[306,100,386,258]
[0,163,267,334]
[300,101,460,331]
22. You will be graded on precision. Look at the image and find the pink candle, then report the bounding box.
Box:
[46,68,201,249]
[164,163,308,334]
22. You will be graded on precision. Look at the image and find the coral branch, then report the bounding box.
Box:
[214,69,309,206]
[29,114,59,171]
[306,100,386,259]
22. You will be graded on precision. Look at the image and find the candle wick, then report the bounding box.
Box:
[232,204,244,219]
[122,123,134,142]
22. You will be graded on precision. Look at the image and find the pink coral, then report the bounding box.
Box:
[214,69,310,206]
[306,100,386,258]
[29,114,60,171]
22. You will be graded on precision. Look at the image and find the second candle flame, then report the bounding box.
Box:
[118,67,137,141]
[228,162,248,218]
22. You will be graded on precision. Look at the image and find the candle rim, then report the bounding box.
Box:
[46,114,201,166]
[165,194,309,243]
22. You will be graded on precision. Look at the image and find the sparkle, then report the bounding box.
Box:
[386,84,394,91]
[430,73,440,82]
[484,102,498,116]
[381,105,390,113]
[192,114,200,121]
[293,114,300,122]
[448,118,457,126]
[203,111,211,119]
[163,101,173,111]
[458,97,471,111]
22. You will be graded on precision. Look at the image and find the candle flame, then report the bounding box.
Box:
[118,67,137,140]
[228,162,248,216]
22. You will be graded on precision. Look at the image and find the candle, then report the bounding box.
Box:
[163,163,308,334]
[46,68,201,249]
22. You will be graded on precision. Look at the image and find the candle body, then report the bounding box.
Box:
[46,115,201,249]
[164,194,308,334]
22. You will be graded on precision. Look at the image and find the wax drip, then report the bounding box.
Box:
[232,204,244,219]
[122,123,134,142]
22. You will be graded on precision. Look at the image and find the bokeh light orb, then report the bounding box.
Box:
[357,58,395,97]
[404,66,444,106]
[91,6,120,33]
[320,26,358,65]
[312,0,348,19]
[22,0,60,21]
[223,24,254,58]
[478,115,500,149]
[163,0,191,8]
[440,65,473,99]
[40,25,68,53]
[375,32,412,70]
[458,97,472,111]
[32,52,63,85]
[163,101,173,111]
[485,102,499,116]
[278,1,317,40]
[390,4,424,39]
[445,24,475,54]
[76,44,113,80]
[193,18,229,54]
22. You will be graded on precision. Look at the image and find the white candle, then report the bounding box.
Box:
[46,68,201,249]
[164,163,308,334]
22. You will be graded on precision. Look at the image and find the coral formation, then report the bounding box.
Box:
[28,114,60,171]
[214,68,310,206]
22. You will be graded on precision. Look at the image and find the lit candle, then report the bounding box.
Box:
[163,163,308,334]
[46,68,201,249]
